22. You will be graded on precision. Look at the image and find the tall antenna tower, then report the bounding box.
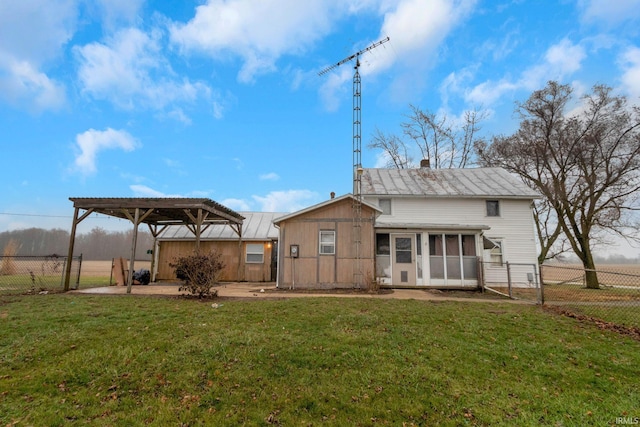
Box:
[319,36,389,287]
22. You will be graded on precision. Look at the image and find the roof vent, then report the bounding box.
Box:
[420,159,431,168]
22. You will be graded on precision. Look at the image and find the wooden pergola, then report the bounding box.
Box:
[64,198,245,293]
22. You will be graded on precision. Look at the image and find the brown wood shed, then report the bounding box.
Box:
[273,194,381,290]
[155,212,282,282]
[64,197,244,293]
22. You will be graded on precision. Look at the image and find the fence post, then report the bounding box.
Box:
[59,257,67,289]
[110,258,115,286]
[506,261,512,298]
[537,264,544,305]
[75,253,83,289]
[477,258,484,292]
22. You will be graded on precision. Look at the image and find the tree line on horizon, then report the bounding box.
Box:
[0,227,154,261]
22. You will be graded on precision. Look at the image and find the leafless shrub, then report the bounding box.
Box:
[0,240,20,275]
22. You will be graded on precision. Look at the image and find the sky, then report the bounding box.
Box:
[1,0,640,241]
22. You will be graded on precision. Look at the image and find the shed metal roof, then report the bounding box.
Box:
[158,212,284,241]
[361,167,540,199]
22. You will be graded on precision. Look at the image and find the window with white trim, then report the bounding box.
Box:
[319,230,335,255]
[379,198,392,215]
[483,236,503,265]
[486,200,500,217]
[246,243,264,263]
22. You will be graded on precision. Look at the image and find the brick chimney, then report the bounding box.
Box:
[420,158,430,168]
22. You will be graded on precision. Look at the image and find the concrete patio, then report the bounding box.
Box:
[72,282,526,303]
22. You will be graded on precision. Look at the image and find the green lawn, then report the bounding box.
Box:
[1,294,638,426]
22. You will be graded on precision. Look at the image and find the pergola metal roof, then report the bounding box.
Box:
[67,197,245,226]
[63,197,245,293]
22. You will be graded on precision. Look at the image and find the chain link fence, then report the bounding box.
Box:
[0,255,82,295]
[540,264,640,329]
[479,261,542,302]
[479,262,640,329]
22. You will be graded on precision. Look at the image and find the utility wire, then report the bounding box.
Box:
[0,212,124,220]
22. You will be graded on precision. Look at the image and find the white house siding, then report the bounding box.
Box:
[365,196,538,287]
[480,199,539,287]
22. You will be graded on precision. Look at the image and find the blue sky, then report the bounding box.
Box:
[1,0,640,236]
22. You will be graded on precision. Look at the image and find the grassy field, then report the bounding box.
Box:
[1,294,639,426]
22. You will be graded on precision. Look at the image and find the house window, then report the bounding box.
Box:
[246,243,264,263]
[483,237,503,265]
[379,198,392,215]
[486,200,500,217]
[319,230,335,255]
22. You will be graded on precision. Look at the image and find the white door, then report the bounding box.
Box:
[392,234,416,286]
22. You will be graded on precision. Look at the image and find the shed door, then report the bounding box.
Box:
[392,234,416,285]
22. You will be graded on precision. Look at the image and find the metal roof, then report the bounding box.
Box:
[68,197,244,226]
[158,211,284,241]
[361,167,540,199]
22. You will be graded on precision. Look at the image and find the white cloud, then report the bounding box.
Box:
[169,0,474,108]
[439,68,476,108]
[170,0,343,83]
[75,28,214,116]
[94,0,145,30]
[379,0,475,69]
[221,198,252,212]
[465,38,586,106]
[0,0,75,111]
[375,0,477,100]
[620,46,640,100]
[0,0,77,64]
[259,172,280,181]
[320,0,477,108]
[579,0,640,26]
[252,190,319,212]
[465,79,517,106]
[318,68,353,112]
[543,39,586,76]
[165,108,192,125]
[129,185,183,197]
[0,58,66,111]
[73,128,139,175]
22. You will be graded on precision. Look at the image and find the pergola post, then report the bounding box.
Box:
[126,208,140,294]
[195,208,202,251]
[63,207,80,291]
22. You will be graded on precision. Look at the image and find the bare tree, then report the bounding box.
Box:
[532,198,570,264]
[369,128,413,168]
[477,81,640,288]
[369,105,487,169]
